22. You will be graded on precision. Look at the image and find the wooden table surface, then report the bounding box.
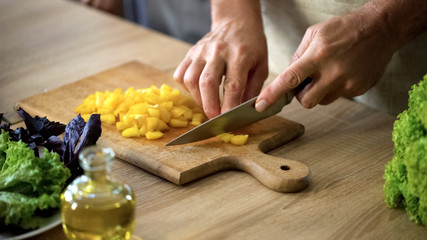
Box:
[1,0,426,239]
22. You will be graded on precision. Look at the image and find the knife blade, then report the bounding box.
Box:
[166,77,312,146]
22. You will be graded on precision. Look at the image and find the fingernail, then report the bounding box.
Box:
[255,99,268,112]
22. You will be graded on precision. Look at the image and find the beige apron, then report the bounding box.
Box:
[260,0,427,115]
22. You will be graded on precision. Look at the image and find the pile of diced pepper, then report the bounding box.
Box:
[74,84,248,145]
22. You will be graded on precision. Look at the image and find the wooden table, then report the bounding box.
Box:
[1,0,426,239]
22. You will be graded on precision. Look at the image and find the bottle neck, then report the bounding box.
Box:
[85,169,110,182]
[79,146,115,184]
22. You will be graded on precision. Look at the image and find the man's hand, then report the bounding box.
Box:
[255,0,427,112]
[173,0,268,119]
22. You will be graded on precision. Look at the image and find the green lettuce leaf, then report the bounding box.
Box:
[0,130,70,229]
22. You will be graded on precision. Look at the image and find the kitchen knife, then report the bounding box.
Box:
[166,78,312,146]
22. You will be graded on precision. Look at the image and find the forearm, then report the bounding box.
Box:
[210,0,263,28]
[364,0,427,50]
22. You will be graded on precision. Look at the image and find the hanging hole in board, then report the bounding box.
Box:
[280,165,290,171]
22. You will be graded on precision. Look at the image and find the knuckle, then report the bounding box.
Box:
[187,46,198,56]
[173,71,184,84]
[344,81,365,97]
[315,45,332,60]
[174,76,184,84]
[224,79,244,93]
[199,75,217,90]
[344,81,356,92]
[306,25,315,34]
[291,52,301,62]
[236,44,250,56]
[183,73,198,85]
[279,70,300,88]
[200,72,219,87]
[212,41,227,53]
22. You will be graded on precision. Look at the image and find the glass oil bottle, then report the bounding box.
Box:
[61,146,136,240]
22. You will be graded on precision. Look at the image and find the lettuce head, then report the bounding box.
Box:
[0,130,70,229]
[384,74,427,226]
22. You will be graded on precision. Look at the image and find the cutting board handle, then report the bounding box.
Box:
[233,152,311,192]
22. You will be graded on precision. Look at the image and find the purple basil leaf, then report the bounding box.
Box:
[16,108,66,140]
[45,136,65,156]
[65,114,102,181]
[75,114,102,155]
[63,115,86,164]
[17,108,39,135]
[29,133,44,144]
[39,118,66,138]
[10,127,29,142]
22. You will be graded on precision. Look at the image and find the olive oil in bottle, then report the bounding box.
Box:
[61,146,136,240]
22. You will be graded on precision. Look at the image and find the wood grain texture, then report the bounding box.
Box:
[20,62,427,240]
[18,61,310,192]
[0,0,191,123]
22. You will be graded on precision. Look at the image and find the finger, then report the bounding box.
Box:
[297,75,332,108]
[242,62,268,102]
[183,59,206,106]
[221,57,251,114]
[318,82,344,105]
[199,59,226,118]
[291,28,315,64]
[173,58,192,91]
[255,56,316,112]
[318,91,341,105]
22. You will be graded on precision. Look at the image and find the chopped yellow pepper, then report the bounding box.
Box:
[217,133,249,146]
[74,84,206,140]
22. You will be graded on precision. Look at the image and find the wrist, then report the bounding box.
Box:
[364,0,427,49]
[210,0,263,30]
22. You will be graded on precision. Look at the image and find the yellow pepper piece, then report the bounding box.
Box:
[171,106,186,118]
[217,133,234,143]
[100,113,116,125]
[145,131,164,140]
[122,127,140,138]
[148,108,160,118]
[139,125,147,136]
[170,118,188,128]
[230,135,249,146]
[157,119,169,131]
[116,121,127,131]
[146,117,159,132]
[159,107,171,123]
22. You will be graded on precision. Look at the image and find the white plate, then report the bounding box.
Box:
[0,210,62,240]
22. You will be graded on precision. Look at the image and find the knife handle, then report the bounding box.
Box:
[287,77,313,102]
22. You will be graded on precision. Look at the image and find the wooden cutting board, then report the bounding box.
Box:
[17,61,310,192]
